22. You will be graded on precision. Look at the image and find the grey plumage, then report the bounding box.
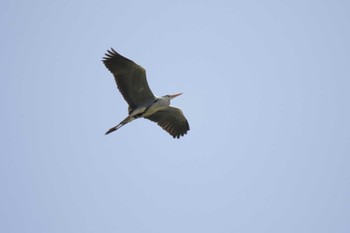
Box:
[102,48,190,138]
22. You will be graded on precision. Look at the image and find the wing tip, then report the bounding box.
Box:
[102,48,116,61]
[172,122,190,139]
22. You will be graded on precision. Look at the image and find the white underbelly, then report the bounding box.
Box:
[130,98,169,117]
[142,105,167,117]
[130,107,147,117]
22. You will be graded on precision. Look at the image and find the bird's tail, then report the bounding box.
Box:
[105,116,134,135]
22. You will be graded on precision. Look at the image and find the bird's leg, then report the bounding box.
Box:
[105,115,135,135]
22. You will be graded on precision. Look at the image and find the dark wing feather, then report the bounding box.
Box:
[145,107,190,138]
[102,48,156,111]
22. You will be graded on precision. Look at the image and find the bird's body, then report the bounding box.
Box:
[102,48,189,138]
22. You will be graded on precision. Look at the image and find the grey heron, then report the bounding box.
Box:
[102,48,190,138]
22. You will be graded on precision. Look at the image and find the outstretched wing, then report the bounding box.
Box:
[102,48,156,111]
[145,106,190,138]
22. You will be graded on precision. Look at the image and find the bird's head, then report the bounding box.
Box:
[161,93,183,105]
[163,93,183,100]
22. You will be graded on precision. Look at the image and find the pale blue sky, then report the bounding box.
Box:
[1,0,350,232]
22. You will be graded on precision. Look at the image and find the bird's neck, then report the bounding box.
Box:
[157,97,171,106]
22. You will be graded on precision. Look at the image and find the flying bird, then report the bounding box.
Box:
[102,48,190,138]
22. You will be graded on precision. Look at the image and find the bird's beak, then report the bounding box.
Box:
[170,93,183,99]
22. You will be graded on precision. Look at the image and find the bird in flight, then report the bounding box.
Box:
[102,48,190,138]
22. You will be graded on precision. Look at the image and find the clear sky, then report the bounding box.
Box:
[1,0,350,232]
